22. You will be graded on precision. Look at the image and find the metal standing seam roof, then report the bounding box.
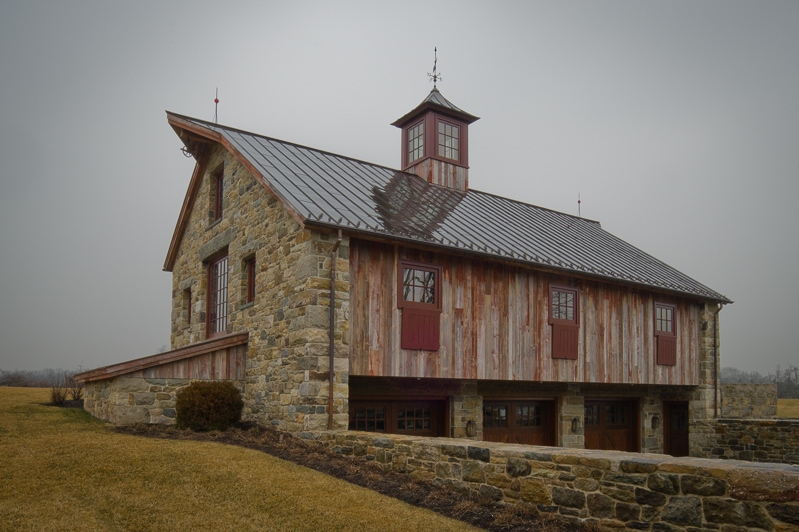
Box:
[169,113,731,304]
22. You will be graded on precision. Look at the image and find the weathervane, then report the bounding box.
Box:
[427,47,442,88]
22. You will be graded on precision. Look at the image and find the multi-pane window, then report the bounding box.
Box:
[207,255,228,337]
[484,404,509,428]
[349,405,386,432]
[584,404,599,426]
[655,302,677,365]
[656,304,673,334]
[397,405,431,432]
[398,260,442,351]
[403,267,436,305]
[437,120,459,161]
[549,285,579,359]
[516,404,543,427]
[551,289,576,321]
[407,120,424,164]
[606,404,627,425]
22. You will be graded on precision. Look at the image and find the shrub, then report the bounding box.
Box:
[66,373,83,401]
[175,381,243,431]
[50,379,67,405]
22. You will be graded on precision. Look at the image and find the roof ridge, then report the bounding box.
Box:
[166,111,408,176]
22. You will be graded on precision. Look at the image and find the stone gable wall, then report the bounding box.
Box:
[169,145,350,432]
[305,430,799,531]
[721,383,778,419]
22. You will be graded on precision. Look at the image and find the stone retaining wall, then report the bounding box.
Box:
[693,418,799,465]
[722,384,778,419]
[83,376,242,425]
[302,430,799,531]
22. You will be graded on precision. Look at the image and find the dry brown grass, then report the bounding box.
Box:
[777,398,799,418]
[0,387,478,532]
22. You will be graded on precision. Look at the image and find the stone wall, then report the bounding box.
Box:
[722,383,778,419]
[83,377,192,425]
[169,145,350,432]
[304,430,799,531]
[692,418,799,465]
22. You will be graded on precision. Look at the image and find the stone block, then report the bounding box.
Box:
[520,478,552,505]
[681,475,727,496]
[661,497,702,527]
[461,460,486,483]
[551,486,586,509]
[587,492,615,518]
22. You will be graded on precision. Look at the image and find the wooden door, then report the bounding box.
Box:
[483,401,555,446]
[584,400,639,452]
[663,401,689,457]
[348,400,445,437]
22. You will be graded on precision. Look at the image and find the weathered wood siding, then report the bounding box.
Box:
[126,345,247,381]
[350,240,699,385]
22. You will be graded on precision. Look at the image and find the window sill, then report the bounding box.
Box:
[239,301,255,311]
[207,218,222,231]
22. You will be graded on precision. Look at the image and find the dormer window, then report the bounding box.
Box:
[407,120,424,164]
[437,120,459,161]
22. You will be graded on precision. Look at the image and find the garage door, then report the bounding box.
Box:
[348,400,445,437]
[483,400,555,446]
[584,400,638,452]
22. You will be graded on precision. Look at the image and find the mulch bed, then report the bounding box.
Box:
[113,422,594,532]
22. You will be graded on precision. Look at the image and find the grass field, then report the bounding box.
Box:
[0,388,477,532]
[777,398,799,418]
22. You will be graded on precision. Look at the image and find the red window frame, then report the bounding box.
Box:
[245,256,256,304]
[211,169,223,222]
[437,118,460,162]
[406,120,425,165]
[398,260,442,351]
[549,284,579,360]
[655,302,677,366]
[207,254,229,338]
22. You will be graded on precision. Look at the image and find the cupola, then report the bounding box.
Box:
[392,87,479,192]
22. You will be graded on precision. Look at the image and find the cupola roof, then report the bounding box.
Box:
[391,87,480,127]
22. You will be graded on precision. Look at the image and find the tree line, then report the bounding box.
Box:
[721,364,799,398]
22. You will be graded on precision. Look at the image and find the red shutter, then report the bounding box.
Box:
[657,335,677,366]
[552,324,579,360]
[401,307,440,351]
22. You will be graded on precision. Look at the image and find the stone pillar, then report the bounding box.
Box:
[559,385,584,448]
[640,396,664,453]
[689,302,722,455]
[451,380,482,440]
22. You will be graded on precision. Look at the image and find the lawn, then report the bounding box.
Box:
[777,398,799,418]
[0,387,477,532]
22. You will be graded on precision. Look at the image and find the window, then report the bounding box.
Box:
[210,169,223,222]
[207,255,228,337]
[244,256,256,304]
[655,302,676,365]
[348,400,443,436]
[398,260,441,351]
[407,120,424,164]
[549,285,579,359]
[437,120,459,161]
[182,288,192,326]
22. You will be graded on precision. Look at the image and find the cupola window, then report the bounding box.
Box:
[407,120,424,164]
[437,120,459,161]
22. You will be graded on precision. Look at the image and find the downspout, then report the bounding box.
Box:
[713,303,724,418]
[328,229,342,430]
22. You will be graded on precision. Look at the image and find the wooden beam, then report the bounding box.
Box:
[75,332,249,383]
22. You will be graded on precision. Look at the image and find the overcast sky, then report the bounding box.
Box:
[1,1,797,374]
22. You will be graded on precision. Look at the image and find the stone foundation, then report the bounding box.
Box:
[304,430,799,531]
